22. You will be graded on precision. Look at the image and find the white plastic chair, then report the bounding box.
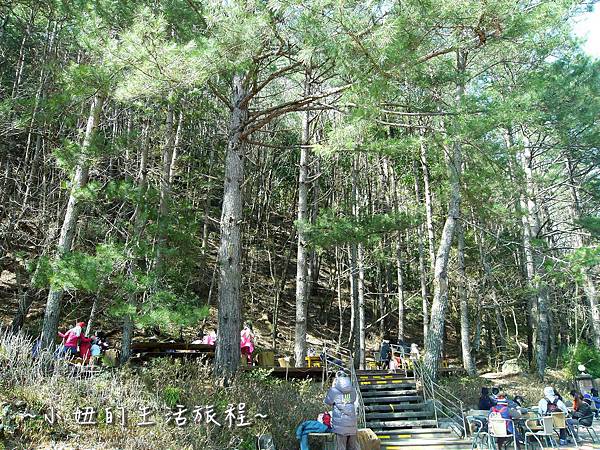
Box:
[488,417,518,450]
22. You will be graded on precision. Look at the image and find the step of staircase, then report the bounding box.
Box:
[358,373,413,381]
[359,379,416,386]
[365,403,425,412]
[366,410,432,421]
[376,428,455,440]
[363,395,423,404]
[357,370,414,377]
[360,382,417,391]
[361,389,419,397]
[380,439,473,450]
[367,419,438,429]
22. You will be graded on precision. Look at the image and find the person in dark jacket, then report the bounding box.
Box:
[589,390,600,418]
[479,387,496,411]
[379,339,391,369]
[324,370,358,450]
[573,393,594,428]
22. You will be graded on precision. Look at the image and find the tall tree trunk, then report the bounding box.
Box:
[308,156,321,297]
[565,154,600,349]
[424,50,466,380]
[155,104,177,274]
[457,220,476,375]
[336,246,344,347]
[85,296,100,336]
[389,162,405,341]
[420,137,436,272]
[120,122,150,365]
[377,264,386,338]
[521,132,550,379]
[202,143,216,252]
[214,74,248,379]
[412,160,429,337]
[40,93,104,349]
[294,70,312,367]
[357,241,366,368]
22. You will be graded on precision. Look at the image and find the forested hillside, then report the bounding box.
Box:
[1,0,599,383]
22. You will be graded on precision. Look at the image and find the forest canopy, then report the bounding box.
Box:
[1,0,599,382]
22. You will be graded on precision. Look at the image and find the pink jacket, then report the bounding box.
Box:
[59,331,79,348]
[202,334,216,346]
[59,326,81,348]
[240,329,254,353]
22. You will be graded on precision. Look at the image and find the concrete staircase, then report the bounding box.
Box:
[357,370,472,450]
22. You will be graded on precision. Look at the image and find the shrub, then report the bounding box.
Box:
[562,342,600,378]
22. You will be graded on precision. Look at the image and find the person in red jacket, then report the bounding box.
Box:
[79,333,92,363]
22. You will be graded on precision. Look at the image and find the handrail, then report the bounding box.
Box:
[413,357,467,438]
[349,355,367,429]
[322,345,348,376]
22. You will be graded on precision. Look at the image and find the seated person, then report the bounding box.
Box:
[489,393,522,449]
[479,387,496,411]
[90,337,103,366]
[491,387,500,402]
[320,352,344,369]
[590,388,600,417]
[538,386,573,445]
[201,330,217,345]
[509,395,529,415]
[470,387,494,433]
[572,393,594,431]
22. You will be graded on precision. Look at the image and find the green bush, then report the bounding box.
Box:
[562,342,600,378]
[162,386,182,407]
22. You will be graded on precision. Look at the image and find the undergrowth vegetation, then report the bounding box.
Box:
[0,331,326,449]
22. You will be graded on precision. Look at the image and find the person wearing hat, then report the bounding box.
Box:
[324,370,358,450]
[538,387,571,444]
[57,321,85,358]
[489,392,522,449]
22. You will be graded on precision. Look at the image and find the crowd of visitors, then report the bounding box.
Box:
[475,384,597,448]
[378,338,420,372]
[54,321,109,365]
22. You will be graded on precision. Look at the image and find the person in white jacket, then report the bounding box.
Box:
[538,386,573,445]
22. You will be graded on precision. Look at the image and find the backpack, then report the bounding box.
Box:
[546,399,560,413]
[318,411,332,428]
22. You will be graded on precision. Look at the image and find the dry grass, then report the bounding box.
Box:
[0,330,327,449]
